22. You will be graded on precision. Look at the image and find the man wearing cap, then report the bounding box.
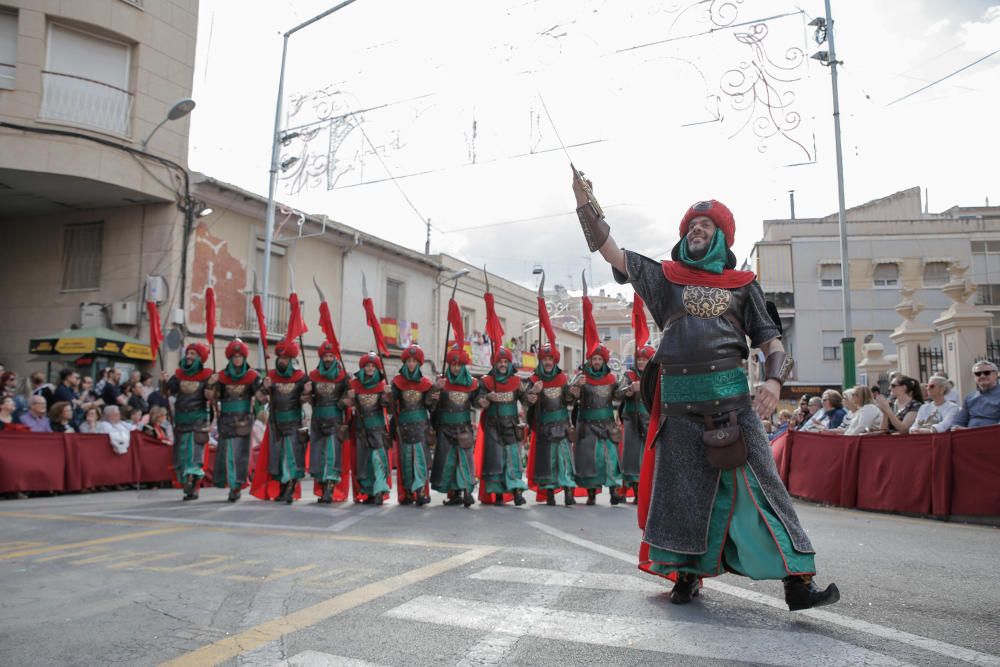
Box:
[569,343,625,506]
[308,341,351,504]
[573,171,839,611]
[476,347,536,506]
[615,344,656,503]
[348,352,392,505]
[390,344,439,506]
[952,360,1000,429]
[525,343,577,506]
[161,343,217,500]
[260,340,311,504]
[214,339,262,502]
[430,346,478,508]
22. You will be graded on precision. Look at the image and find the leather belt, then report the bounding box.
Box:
[659,356,744,377]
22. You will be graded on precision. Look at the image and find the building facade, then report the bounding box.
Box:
[754,187,1000,387]
[0,0,199,376]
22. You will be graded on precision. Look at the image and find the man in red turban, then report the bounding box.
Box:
[258,340,310,503]
[213,339,262,502]
[160,342,217,500]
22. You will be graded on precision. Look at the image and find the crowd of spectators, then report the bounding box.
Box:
[768,360,1000,439]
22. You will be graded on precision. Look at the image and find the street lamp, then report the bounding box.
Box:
[261,0,362,368]
[140,98,196,150]
[812,1,855,389]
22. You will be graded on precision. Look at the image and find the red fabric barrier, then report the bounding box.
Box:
[774,425,1000,517]
[0,431,175,493]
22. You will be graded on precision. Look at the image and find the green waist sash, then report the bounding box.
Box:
[221,400,250,414]
[540,408,570,424]
[361,414,386,430]
[438,410,471,425]
[580,406,614,421]
[274,409,302,424]
[623,400,649,416]
[175,410,208,425]
[661,367,749,404]
[398,409,428,425]
[488,402,519,418]
[313,404,343,419]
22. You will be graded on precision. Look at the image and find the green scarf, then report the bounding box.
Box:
[225,360,249,381]
[400,364,423,382]
[679,228,727,274]
[317,359,341,380]
[446,365,473,387]
[536,364,562,382]
[584,362,610,379]
[180,358,203,375]
[354,368,382,389]
[275,360,296,378]
[490,364,516,384]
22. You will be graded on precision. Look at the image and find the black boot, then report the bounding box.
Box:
[444,492,462,506]
[494,493,505,506]
[609,488,624,505]
[318,482,333,504]
[284,482,296,504]
[400,492,413,506]
[228,487,241,503]
[546,492,556,506]
[416,493,430,506]
[182,475,196,501]
[564,487,576,506]
[670,573,700,604]
[374,492,384,506]
[783,575,840,611]
[631,484,640,504]
[513,489,526,506]
[586,489,597,506]
[462,489,475,507]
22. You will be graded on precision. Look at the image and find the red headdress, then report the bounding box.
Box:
[318,340,339,358]
[636,344,656,360]
[275,340,300,360]
[225,339,249,359]
[537,343,560,364]
[445,345,470,366]
[589,344,610,363]
[401,344,425,364]
[679,199,736,248]
[358,351,383,370]
[185,342,210,363]
[493,347,513,364]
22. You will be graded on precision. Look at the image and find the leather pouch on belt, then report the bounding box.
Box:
[456,428,475,449]
[701,413,747,470]
[425,425,437,447]
[233,415,253,437]
[514,423,526,442]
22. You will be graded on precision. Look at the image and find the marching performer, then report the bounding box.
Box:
[390,344,439,506]
[573,169,839,610]
[475,347,534,506]
[260,340,310,504]
[161,342,217,501]
[308,340,351,504]
[430,346,478,507]
[615,344,655,503]
[525,343,577,506]
[348,352,391,505]
[214,339,261,502]
[569,343,625,506]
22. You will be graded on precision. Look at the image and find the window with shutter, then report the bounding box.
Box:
[819,264,842,289]
[0,10,15,90]
[61,222,103,291]
[922,262,949,287]
[873,263,899,288]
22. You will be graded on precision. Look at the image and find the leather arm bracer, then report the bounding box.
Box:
[577,202,610,253]
[764,351,794,385]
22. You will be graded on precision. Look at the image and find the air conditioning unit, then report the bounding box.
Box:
[80,303,107,329]
[111,301,138,326]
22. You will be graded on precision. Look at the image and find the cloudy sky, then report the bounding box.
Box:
[189,0,1000,295]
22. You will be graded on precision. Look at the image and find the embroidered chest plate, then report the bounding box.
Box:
[682,285,732,319]
[274,382,297,395]
[358,393,380,408]
[179,380,202,394]
[225,384,248,398]
[447,391,470,408]
[588,385,612,399]
[492,391,515,402]
[402,390,423,405]
[543,387,563,399]
[315,381,339,396]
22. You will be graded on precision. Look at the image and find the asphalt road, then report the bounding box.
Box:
[1,485,997,667]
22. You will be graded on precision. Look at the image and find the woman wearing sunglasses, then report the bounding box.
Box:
[874,375,923,434]
[910,376,959,434]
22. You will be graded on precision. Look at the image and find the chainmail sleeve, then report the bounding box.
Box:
[611,249,673,327]
[744,280,782,348]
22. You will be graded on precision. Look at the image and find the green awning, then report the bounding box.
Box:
[29,326,153,361]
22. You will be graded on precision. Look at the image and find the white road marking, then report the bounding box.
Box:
[73,512,370,534]
[279,650,390,667]
[470,564,661,593]
[328,507,385,532]
[528,521,1000,667]
[387,595,907,667]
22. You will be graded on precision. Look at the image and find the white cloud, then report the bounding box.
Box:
[958,5,1000,52]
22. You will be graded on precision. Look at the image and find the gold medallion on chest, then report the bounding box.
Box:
[402,390,423,404]
[358,393,379,408]
[543,387,563,399]
[316,381,337,396]
[682,285,732,319]
[274,382,295,395]
[179,380,202,394]
[448,392,470,407]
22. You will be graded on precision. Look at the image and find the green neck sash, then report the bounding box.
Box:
[446,365,473,387]
[490,365,515,384]
[317,359,341,380]
[584,363,610,380]
[354,369,381,389]
[536,364,562,381]
[400,364,423,382]
[226,361,249,381]
[276,361,296,378]
[180,358,203,375]
[679,228,727,274]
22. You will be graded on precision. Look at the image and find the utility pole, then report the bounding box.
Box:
[812,0,854,389]
[425,218,431,255]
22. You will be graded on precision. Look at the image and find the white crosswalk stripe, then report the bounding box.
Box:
[386,594,909,667]
[470,564,662,593]
[278,650,389,667]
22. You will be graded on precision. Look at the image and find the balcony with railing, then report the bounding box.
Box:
[243,293,290,338]
[39,70,133,136]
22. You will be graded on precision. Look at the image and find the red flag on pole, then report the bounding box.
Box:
[484,292,505,362]
[447,298,465,348]
[317,300,341,357]
[252,294,269,358]
[537,296,556,346]
[363,297,389,357]
[582,295,599,358]
[632,294,650,349]
[285,292,308,343]
[146,301,163,360]
[205,287,217,346]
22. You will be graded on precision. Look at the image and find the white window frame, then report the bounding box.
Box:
[0,9,16,90]
[385,276,405,321]
[818,262,843,290]
[872,262,900,289]
[60,221,104,292]
[921,260,951,288]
